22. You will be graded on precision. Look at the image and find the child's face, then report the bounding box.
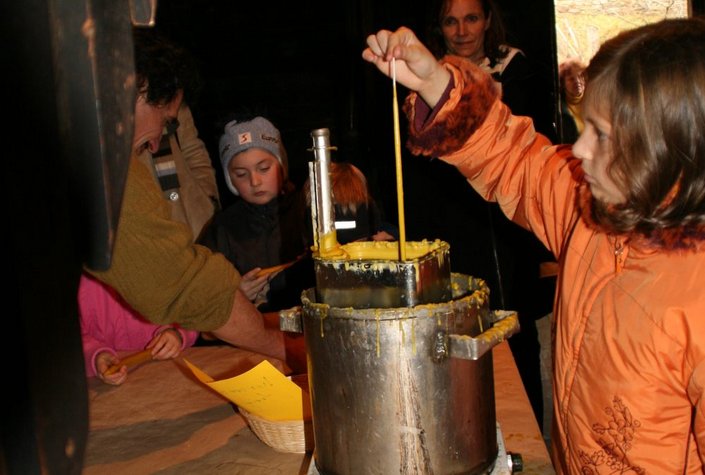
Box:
[228,148,283,205]
[572,103,626,205]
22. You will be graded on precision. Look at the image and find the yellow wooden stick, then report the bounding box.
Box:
[256,261,296,278]
[392,58,407,261]
[256,252,308,278]
[103,349,153,376]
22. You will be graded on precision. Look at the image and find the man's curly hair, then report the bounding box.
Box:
[132,27,201,107]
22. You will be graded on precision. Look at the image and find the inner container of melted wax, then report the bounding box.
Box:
[313,239,451,309]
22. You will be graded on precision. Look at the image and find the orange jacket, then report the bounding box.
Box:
[406,56,705,473]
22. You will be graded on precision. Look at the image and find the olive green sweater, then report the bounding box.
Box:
[89,156,239,331]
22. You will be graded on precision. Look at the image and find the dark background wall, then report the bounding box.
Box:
[694,0,705,14]
[5,2,701,472]
[153,0,558,217]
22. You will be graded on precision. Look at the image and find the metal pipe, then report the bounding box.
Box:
[309,128,337,253]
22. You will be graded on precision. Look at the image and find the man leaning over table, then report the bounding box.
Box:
[88,27,299,368]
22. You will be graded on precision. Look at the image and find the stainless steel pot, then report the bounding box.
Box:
[280,274,518,475]
[313,240,451,309]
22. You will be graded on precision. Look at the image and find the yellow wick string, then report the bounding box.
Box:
[392,58,407,261]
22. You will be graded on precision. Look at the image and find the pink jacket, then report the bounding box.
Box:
[406,56,705,473]
[78,274,199,377]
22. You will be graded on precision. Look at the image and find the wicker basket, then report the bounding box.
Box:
[239,407,314,454]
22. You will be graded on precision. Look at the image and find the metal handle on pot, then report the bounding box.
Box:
[280,306,519,361]
[280,306,303,333]
[446,310,519,361]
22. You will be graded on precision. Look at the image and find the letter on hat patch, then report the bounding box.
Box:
[238,132,252,145]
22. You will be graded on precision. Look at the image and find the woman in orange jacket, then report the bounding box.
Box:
[363,17,705,473]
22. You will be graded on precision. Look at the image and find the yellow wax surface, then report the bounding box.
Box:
[319,239,444,261]
[318,230,345,258]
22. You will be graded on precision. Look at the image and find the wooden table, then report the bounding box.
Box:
[492,341,555,474]
[83,342,553,474]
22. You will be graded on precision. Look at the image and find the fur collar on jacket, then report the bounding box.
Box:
[404,55,500,158]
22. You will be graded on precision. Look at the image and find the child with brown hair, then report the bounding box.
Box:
[363,17,705,472]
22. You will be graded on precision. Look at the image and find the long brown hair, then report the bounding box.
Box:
[425,0,507,65]
[583,17,705,245]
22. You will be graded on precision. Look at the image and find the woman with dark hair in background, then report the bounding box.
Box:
[402,0,555,428]
[425,0,534,119]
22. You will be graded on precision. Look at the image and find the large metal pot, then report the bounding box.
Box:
[313,240,452,309]
[281,274,518,475]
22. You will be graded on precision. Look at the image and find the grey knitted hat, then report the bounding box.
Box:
[219,116,288,195]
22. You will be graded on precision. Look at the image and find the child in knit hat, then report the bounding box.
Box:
[200,116,313,311]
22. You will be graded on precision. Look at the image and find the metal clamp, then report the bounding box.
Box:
[280,306,303,333]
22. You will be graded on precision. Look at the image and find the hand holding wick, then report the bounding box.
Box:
[362,27,451,108]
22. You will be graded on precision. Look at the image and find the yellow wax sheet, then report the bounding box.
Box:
[184,359,309,421]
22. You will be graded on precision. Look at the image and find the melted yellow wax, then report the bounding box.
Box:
[319,311,325,338]
[317,230,346,259]
[318,239,444,262]
[402,311,417,356]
